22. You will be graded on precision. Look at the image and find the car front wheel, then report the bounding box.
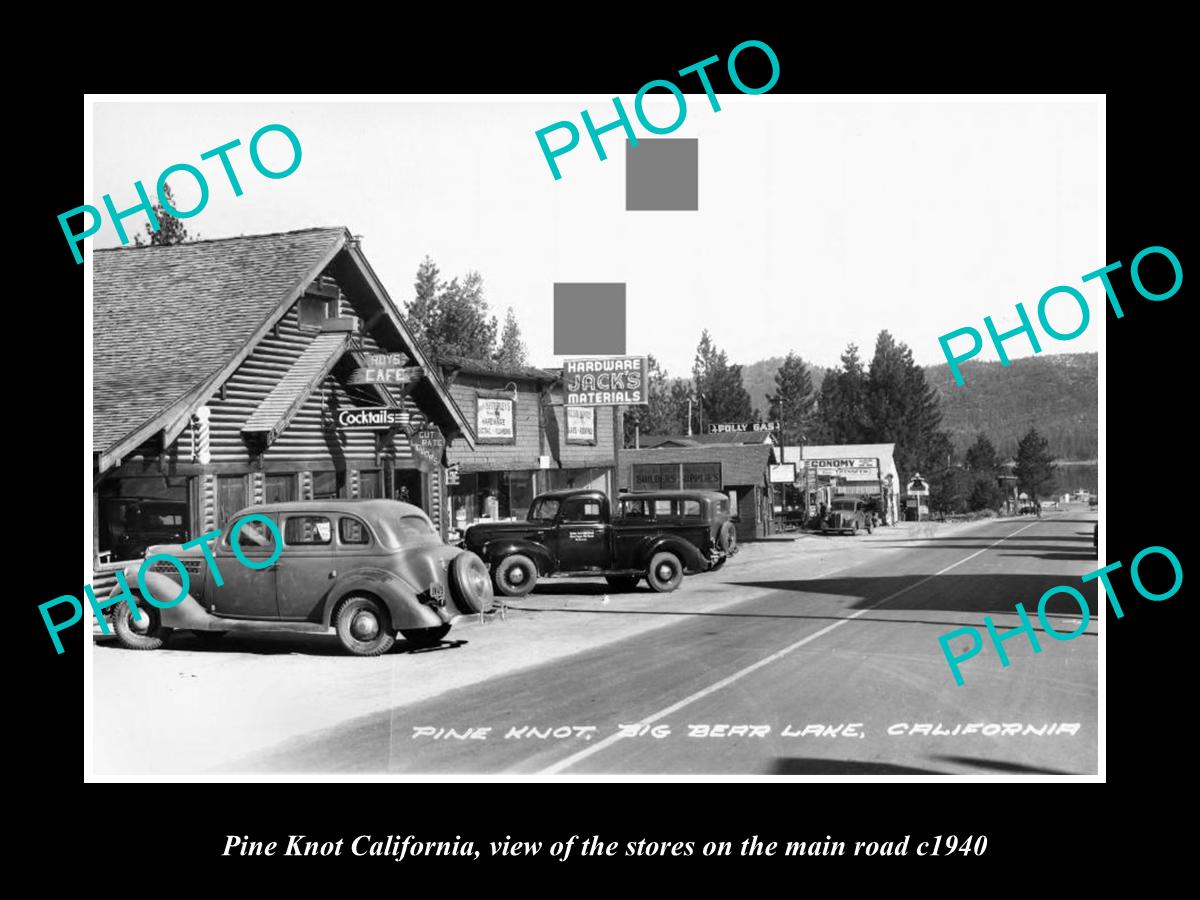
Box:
[494,554,538,598]
[335,595,395,657]
[112,600,169,651]
[401,624,451,648]
[646,551,684,593]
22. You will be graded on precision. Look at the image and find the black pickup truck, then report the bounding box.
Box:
[462,489,738,597]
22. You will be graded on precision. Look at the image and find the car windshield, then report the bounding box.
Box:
[528,498,561,523]
[832,501,857,511]
[374,514,440,548]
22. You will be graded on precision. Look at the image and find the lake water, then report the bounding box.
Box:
[1053,463,1098,495]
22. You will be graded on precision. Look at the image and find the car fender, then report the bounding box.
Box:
[114,565,216,630]
[635,535,705,573]
[480,540,556,575]
[321,567,444,631]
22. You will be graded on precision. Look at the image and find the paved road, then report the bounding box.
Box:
[235,513,1099,775]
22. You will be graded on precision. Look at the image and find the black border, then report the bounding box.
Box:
[27,19,1192,885]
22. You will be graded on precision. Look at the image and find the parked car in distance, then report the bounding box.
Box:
[104,498,190,561]
[106,499,494,656]
[462,489,738,597]
[822,497,873,535]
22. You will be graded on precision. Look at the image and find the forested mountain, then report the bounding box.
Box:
[742,357,828,419]
[741,352,1097,460]
[924,352,1097,460]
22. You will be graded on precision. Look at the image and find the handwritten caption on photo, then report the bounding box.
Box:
[409,721,1081,740]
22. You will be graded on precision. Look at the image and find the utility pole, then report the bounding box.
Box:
[777,397,785,533]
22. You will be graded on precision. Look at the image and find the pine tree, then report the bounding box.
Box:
[494,307,528,368]
[767,351,815,444]
[692,330,753,429]
[132,183,194,247]
[964,433,999,474]
[406,256,441,350]
[623,355,689,444]
[929,467,971,515]
[862,330,945,479]
[404,262,499,361]
[815,343,869,443]
[1015,427,1057,501]
[968,477,1006,511]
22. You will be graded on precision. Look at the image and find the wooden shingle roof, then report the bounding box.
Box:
[93,227,347,454]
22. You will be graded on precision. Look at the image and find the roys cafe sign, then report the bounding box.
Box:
[348,352,424,386]
[564,356,647,406]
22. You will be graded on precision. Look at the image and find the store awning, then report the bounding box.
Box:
[241,332,353,445]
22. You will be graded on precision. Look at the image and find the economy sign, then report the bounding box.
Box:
[808,457,880,481]
[563,356,647,405]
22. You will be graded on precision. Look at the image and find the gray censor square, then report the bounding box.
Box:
[626,138,698,211]
[553,283,626,355]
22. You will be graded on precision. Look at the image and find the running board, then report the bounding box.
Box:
[205,619,332,634]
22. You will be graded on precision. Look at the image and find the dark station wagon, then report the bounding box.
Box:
[822,497,874,535]
[462,489,738,596]
[106,499,495,656]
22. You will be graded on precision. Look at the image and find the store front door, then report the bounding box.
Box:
[393,467,427,509]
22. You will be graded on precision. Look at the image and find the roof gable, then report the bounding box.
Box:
[93,227,347,456]
[92,227,476,470]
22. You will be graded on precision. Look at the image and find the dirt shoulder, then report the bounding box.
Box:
[91,516,1023,775]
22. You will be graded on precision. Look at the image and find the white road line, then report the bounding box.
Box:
[539,519,1044,775]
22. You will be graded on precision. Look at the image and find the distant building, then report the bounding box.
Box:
[618,439,775,542]
[778,443,901,524]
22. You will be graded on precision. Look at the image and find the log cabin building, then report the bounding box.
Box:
[92,227,475,585]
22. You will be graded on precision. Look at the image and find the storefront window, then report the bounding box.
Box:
[97,476,191,562]
[312,470,345,500]
[217,475,247,528]
[265,473,296,504]
[509,470,534,520]
[450,470,537,527]
[358,469,382,499]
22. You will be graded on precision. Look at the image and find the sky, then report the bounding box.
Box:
[92,97,1101,376]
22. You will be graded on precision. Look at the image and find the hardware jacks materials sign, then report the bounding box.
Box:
[564,356,648,406]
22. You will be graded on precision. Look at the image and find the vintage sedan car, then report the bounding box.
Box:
[822,497,873,535]
[462,489,738,596]
[107,499,494,656]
